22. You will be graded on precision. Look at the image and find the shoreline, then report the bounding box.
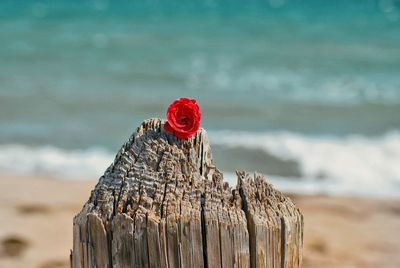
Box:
[1,174,399,268]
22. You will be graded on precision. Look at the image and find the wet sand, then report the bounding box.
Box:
[0,174,399,268]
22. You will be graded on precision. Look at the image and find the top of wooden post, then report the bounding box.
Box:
[72,118,303,268]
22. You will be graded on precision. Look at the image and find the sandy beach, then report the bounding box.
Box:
[2,0,399,267]
[0,174,399,268]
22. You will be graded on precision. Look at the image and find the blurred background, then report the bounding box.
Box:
[1,0,400,267]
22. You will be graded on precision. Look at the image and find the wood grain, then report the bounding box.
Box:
[71,118,303,268]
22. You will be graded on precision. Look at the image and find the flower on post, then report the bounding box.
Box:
[164,98,201,139]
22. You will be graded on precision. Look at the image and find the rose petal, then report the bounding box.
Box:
[164,97,201,139]
[163,121,175,134]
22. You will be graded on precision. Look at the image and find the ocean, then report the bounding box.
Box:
[1,0,400,196]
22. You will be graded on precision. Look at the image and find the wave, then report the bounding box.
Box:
[209,130,400,197]
[180,57,400,105]
[0,144,113,180]
[1,130,400,196]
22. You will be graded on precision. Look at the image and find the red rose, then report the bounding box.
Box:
[164,98,201,139]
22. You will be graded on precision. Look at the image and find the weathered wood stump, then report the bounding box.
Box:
[71,118,303,268]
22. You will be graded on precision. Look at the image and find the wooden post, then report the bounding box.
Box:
[71,118,303,268]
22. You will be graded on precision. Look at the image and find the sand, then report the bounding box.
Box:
[0,174,399,268]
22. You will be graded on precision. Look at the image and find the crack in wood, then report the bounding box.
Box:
[200,194,208,268]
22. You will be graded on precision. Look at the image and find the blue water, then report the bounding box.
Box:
[1,0,400,195]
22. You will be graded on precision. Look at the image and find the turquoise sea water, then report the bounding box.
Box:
[1,0,400,195]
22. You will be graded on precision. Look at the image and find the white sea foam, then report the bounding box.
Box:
[1,131,400,196]
[210,130,400,197]
[0,144,113,180]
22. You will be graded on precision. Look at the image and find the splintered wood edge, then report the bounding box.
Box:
[71,118,303,268]
[237,171,303,268]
